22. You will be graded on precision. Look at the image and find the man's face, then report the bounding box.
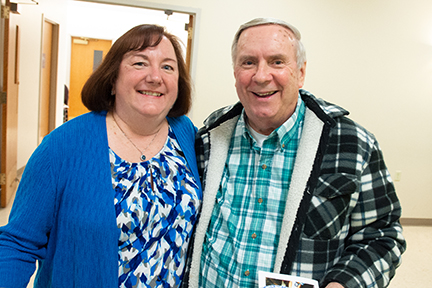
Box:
[234,24,306,135]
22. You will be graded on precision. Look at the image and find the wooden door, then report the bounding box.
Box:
[0,0,20,208]
[68,37,111,119]
[38,19,58,144]
[38,20,52,144]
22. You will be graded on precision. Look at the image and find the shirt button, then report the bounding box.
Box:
[245,270,250,276]
[258,198,263,204]
[282,144,285,148]
[261,164,267,170]
[251,233,257,239]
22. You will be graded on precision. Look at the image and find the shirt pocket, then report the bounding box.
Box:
[302,173,359,240]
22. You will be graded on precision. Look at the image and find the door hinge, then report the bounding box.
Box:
[0,92,6,104]
[185,24,193,40]
[187,26,193,39]
[0,173,6,185]
[1,5,10,19]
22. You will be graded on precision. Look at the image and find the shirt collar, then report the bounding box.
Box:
[238,94,306,150]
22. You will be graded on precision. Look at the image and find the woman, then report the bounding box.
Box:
[0,24,202,288]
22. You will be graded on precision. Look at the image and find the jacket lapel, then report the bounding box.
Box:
[189,116,239,288]
[274,107,325,273]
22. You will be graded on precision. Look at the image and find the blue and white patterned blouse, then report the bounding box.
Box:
[110,127,201,288]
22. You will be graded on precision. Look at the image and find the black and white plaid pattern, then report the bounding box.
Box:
[290,111,405,287]
[192,89,406,288]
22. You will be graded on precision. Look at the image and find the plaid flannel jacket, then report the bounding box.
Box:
[185,89,406,288]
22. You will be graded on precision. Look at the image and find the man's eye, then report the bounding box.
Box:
[243,60,254,66]
[273,60,283,65]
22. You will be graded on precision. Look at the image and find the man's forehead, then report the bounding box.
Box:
[239,24,296,41]
[236,24,297,54]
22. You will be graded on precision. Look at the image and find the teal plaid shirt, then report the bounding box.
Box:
[200,96,306,288]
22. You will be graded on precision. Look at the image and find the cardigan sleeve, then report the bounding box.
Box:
[0,134,59,287]
[168,116,202,195]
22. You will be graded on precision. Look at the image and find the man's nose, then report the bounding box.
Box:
[252,63,272,83]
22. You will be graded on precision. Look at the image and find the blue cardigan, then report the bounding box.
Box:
[0,111,202,288]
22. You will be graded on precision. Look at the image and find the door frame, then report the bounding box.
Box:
[74,0,200,81]
[38,15,59,144]
[0,0,20,207]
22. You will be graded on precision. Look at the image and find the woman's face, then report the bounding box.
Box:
[113,36,179,120]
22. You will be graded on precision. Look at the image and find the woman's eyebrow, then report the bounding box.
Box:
[130,53,177,63]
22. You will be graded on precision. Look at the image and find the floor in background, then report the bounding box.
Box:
[1,196,430,287]
[388,225,431,287]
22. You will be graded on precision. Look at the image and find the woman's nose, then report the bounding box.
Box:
[146,67,162,84]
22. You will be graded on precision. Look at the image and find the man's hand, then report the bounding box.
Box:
[325,282,344,288]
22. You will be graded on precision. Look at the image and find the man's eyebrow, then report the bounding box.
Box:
[269,54,288,59]
[236,55,257,62]
[236,54,289,63]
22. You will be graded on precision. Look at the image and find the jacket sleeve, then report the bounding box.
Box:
[0,136,58,287]
[194,126,208,185]
[320,138,406,288]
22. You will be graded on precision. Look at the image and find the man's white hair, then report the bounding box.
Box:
[231,17,307,69]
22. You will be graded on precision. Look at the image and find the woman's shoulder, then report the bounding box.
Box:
[52,111,106,134]
[41,111,107,146]
[167,115,196,135]
[167,115,193,126]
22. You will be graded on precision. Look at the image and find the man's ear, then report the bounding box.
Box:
[298,62,307,88]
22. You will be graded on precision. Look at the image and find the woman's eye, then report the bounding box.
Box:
[162,65,174,71]
[133,61,148,67]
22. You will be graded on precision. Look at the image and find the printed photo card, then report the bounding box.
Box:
[259,271,319,288]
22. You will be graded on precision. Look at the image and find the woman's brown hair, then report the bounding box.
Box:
[81,24,192,117]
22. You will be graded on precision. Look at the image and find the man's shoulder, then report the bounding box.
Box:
[201,102,243,130]
[301,89,376,142]
[300,89,349,121]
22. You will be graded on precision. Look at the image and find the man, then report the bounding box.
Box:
[187,18,406,288]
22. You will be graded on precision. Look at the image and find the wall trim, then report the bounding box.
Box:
[17,166,25,178]
[400,218,432,227]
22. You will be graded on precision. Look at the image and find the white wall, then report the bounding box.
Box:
[15,0,432,219]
